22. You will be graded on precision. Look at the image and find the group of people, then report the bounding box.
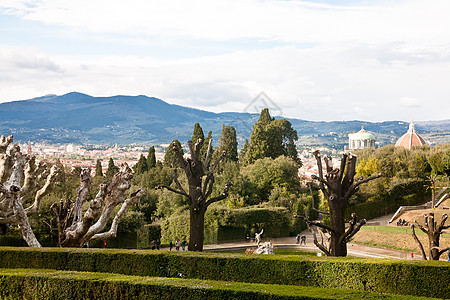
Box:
[150,238,187,250]
[296,234,306,245]
[169,238,187,251]
[150,239,161,250]
[396,218,408,226]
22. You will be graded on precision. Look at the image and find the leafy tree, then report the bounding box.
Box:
[242,156,300,203]
[164,140,184,167]
[147,146,156,169]
[244,108,300,165]
[217,124,238,162]
[106,158,119,178]
[239,139,250,162]
[134,154,148,175]
[94,159,103,177]
[428,143,450,175]
[191,122,205,142]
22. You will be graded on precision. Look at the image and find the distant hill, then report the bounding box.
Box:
[0,92,449,147]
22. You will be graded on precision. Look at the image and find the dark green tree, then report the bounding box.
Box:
[218,124,238,162]
[164,140,184,167]
[134,154,148,175]
[192,122,205,142]
[239,139,250,162]
[244,108,300,165]
[106,158,119,178]
[147,146,157,169]
[94,159,103,177]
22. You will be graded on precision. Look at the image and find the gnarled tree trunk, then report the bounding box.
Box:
[411,213,449,260]
[0,135,62,247]
[157,139,232,251]
[308,150,382,256]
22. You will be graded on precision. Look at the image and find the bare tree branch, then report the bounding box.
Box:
[344,173,382,200]
[206,181,232,207]
[411,224,427,260]
[307,220,337,235]
[172,168,188,197]
[203,138,213,173]
[155,185,189,198]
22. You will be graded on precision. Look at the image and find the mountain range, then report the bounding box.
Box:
[1,92,449,148]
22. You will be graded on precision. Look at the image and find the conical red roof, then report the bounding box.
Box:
[395,121,426,149]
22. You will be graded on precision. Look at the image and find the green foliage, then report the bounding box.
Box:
[1,268,433,300]
[134,154,148,175]
[427,143,450,175]
[242,156,300,202]
[137,224,161,249]
[217,124,238,162]
[239,138,250,162]
[94,159,103,177]
[0,248,448,298]
[106,157,119,178]
[191,122,205,142]
[244,108,300,166]
[164,139,184,168]
[160,209,190,243]
[147,146,157,169]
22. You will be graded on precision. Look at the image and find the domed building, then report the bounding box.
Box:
[395,121,426,149]
[348,126,376,150]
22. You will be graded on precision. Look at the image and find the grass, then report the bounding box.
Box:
[352,225,450,255]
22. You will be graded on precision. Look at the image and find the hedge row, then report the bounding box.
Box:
[0,268,436,300]
[0,247,448,298]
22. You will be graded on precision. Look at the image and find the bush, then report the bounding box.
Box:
[0,268,427,300]
[0,247,447,298]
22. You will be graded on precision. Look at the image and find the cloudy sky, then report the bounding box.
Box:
[1,0,449,121]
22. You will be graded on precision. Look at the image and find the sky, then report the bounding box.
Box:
[0,0,449,122]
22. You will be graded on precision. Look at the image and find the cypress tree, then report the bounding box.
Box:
[164,140,184,167]
[147,146,157,169]
[106,158,119,178]
[218,124,238,162]
[191,123,205,142]
[95,159,103,177]
[134,154,148,174]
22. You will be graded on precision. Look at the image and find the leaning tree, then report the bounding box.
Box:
[0,135,62,247]
[308,150,382,256]
[411,212,449,260]
[156,139,232,251]
[52,163,145,247]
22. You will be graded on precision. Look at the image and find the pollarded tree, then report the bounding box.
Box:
[308,150,382,256]
[156,139,232,251]
[52,163,145,247]
[0,135,62,247]
[411,212,449,260]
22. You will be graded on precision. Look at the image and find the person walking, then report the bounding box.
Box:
[296,234,300,244]
[175,239,180,251]
[169,240,173,251]
[156,239,161,250]
[300,235,306,245]
[151,240,155,250]
[181,238,187,251]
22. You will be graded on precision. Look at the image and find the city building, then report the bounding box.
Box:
[348,126,376,150]
[395,121,426,149]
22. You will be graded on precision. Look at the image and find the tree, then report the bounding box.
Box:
[147,146,156,169]
[156,139,232,251]
[95,159,103,177]
[134,154,148,175]
[0,135,62,247]
[106,158,119,178]
[244,108,300,165]
[164,140,183,167]
[239,139,250,162]
[52,164,145,247]
[218,124,238,162]
[307,150,382,256]
[192,122,205,142]
[411,213,449,260]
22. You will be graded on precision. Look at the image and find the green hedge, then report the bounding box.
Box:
[0,247,448,298]
[138,224,162,249]
[0,268,434,300]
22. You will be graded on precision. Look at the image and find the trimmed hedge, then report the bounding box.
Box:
[0,247,448,298]
[0,268,435,300]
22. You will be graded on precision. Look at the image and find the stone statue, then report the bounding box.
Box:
[254,241,274,254]
[255,229,264,246]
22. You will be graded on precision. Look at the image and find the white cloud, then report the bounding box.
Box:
[400,97,421,107]
[1,0,450,45]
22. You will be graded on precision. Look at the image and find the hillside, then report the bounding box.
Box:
[1,92,449,146]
